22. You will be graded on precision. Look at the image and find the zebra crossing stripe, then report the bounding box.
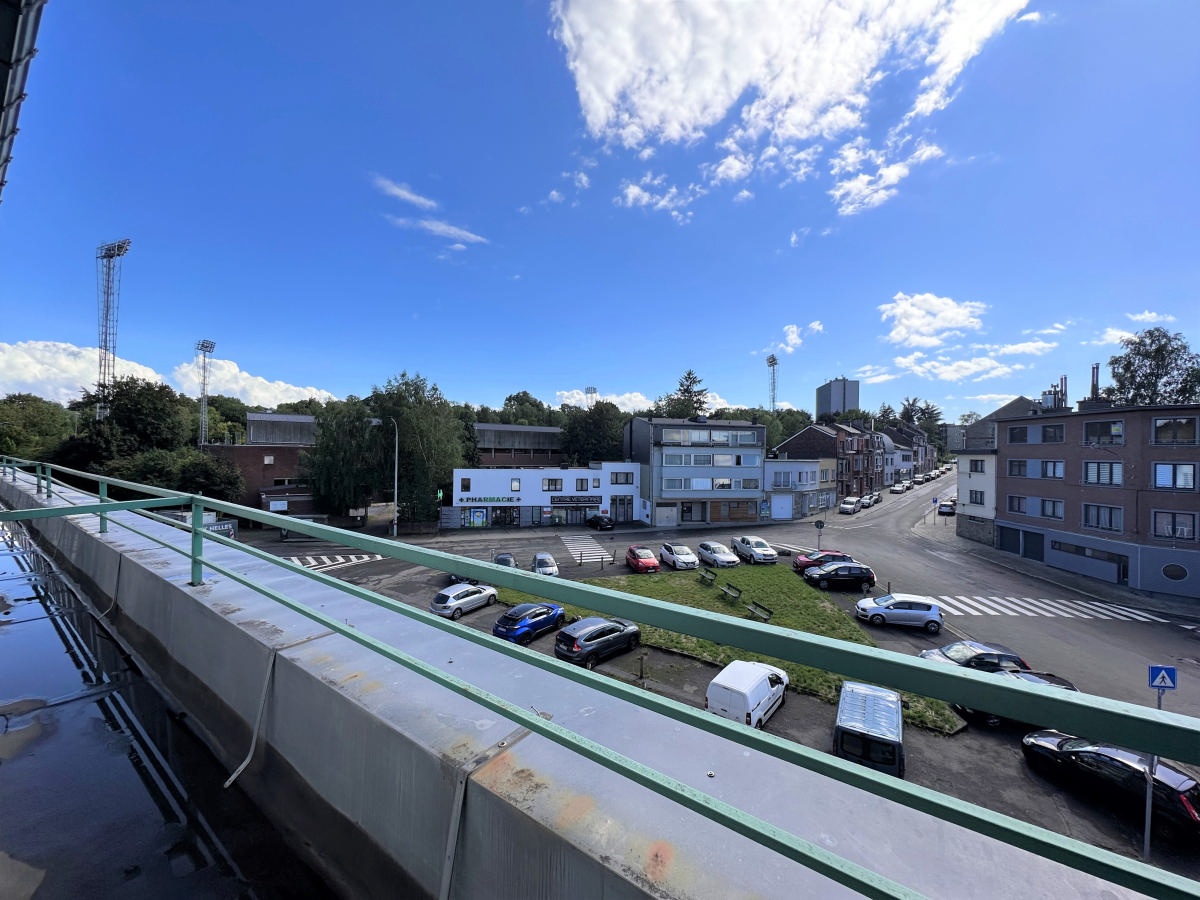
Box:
[1105,604,1169,623]
[940,595,998,615]
[1002,595,1080,618]
[982,595,1049,616]
[929,591,1170,622]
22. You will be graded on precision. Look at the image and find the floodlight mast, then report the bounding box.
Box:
[766,354,778,412]
[196,339,215,446]
[96,238,131,419]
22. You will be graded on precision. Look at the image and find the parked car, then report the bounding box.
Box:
[585,513,615,530]
[937,501,956,516]
[913,474,927,485]
[530,552,559,576]
[792,548,854,573]
[429,583,498,620]
[554,616,641,669]
[919,640,1031,672]
[659,542,699,570]
[731,535,778,564]
[803,561,876,592]
[839,496,862,515]
[492,602,566,644]
[855,593,944,633]
[901,480,914,491]
[625,545,660,573]
[889,483,907,494]
[696,541,739,567]
[706,660,788,729]
[493,552,518,568]
[1022,730,1200,840]
[867,491,882,506]
[958,669,1079,726]
[446,571,479,585]
[858,494,875,509]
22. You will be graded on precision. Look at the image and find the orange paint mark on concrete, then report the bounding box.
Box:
[555,795,595,831]
[645,840,675,882]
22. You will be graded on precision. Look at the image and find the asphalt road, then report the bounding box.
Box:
[236,494,1200,881]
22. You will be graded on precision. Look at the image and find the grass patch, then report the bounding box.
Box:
[496,565,960,734]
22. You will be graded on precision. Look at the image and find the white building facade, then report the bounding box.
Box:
[448,462,642,528]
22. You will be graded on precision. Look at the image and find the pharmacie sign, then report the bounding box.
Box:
[460,496,519,503]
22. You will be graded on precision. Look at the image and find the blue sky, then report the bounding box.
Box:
[1,1,1196,422]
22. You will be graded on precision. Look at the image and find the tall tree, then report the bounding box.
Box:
[0,393,74,458]
[1105,328,1200,406]
[560,400,626,464]
[657,370,709,418]
[55,377,192,471]
[875,402,898,427]
[899,396,922,425]
[958,411,981,425]
[301,397,379,514]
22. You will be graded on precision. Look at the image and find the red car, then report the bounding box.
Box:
[791,548,854,573]
[625,545,660,574]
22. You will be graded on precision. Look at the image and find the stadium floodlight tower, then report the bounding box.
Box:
[766,354,778,413]
[95,238,132,420]
[585,386,598,409]
[195,339,216,446]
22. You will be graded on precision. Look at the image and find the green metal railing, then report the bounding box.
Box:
[2,455,1198,898]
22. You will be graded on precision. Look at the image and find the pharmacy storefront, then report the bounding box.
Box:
[449,463,642,529]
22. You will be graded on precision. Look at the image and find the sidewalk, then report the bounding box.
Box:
[910,508,1200,626]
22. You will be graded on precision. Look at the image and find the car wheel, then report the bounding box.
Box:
[629,634,640,650]
[924,620,942,634]
[869,614,885,626]
[554,614,565,629]
[451,608,463,620]
[860,581,871,592]
[518,633,532,646]
[754,719,763,730]
[818,579,829,589]
[486,594,495,605]
[584,654,598,670]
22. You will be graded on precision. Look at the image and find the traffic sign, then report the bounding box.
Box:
[814,520,825,530]
[1149,665,1177,690]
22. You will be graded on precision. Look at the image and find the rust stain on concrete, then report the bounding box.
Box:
[644,839,675,882]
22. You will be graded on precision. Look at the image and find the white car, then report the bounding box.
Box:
[531,552,559,576]
[430,583,497,620]
[731,535,778,564]
[659,542,699,570]
[889,483,907,494]
[859,494,875,509]
[696,541,739,567]
[839,497,862,515]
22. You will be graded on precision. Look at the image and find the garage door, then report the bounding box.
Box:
[770,493,793,520]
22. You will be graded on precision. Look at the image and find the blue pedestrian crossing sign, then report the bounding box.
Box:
[1149,665,1177,690]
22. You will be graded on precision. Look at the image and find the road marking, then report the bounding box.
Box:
[284,553,384,573]
[921,592,1170,622]
[558,534,617,563]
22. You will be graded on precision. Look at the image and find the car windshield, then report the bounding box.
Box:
[633,548,653,559]
[1060,738,1097,752]
[675,546,694,556]
[805,550,825,560]
[751,540,768,549]
[868,596,891,607]
[939,642,978,663]
[710,544,730,554]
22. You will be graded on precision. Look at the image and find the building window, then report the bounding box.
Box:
[1082,504,1123,532]
[704,429,726,444]
[1153,511,1196,541]
[969,490,985,505]
[576,478,589,491]
[691,477,713,490]
[1084,420,1124,446]
[713,477,732,490]
[1041,424,1065,443]
[1154,463,1196,490]
[510,478,520,492]
[460,477,471,492]
[1153,416,1198,445]
[1041,460,1064,479]
[740,478,760,490]
[969,459,985,474]
[661,428,685,444]
[1083,461,1122,486]
[739,453,761,466]
[1008,426,1028,444]
[736,431,758,445]
[663,477,683,490]
[611,472,633,485]
[691,453,713,466]
[263,455,275,465]
[1008,459,1027,477]
[1041,499,1064,519]
[773,472,792,488]
[542,478,562,491]
[713,454,735,466]
[593,478,600,488]
[1007,495,1026,513]
[663,452,685,466]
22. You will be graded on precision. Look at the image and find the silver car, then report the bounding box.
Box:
[430,583,497,620]
[696,541,739,567]
[659,542,699,570]
[531,552,559,576]
[855,593,943,634]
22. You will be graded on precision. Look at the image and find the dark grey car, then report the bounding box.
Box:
[554,616,640,669]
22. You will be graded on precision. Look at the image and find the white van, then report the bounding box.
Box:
[705,660,789,729]
[832,682,905,778]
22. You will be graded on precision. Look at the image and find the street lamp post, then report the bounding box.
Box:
[388,416,399,538]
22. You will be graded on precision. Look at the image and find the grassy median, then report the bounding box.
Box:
[496,563,961,734]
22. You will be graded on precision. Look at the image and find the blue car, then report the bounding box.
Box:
[492,602,566,645]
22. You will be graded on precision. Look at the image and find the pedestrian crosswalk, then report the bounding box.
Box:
[558,533,619,564]
[919,593,1169,622]
[283,554,384,573]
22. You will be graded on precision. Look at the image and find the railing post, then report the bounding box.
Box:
[99,481,109,534]
[190,497,205,586]
[35,463,44,495]
[45,465,53,500]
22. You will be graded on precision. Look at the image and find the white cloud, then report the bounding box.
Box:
[855,364,900,385]
[1084,327,1135,346]
[556,388,653,412]
[1032,321,1069,335]
[965,392,1022,406]
[1017,12,1043,24]
[172,358,337,406]
[548,189,565,203]
[1126,310,1176,324]
[574,171,591,189]
[448,243,467,252]
[974,340,1057,355]
[612,172,704,223]
[733,189,754,203]
[0,340,337,408]
[383,215,488,244]
[370,174,438,210]
[553,0,1024,213]
[893,351,1024,382]
[878,291,986,348]
[806,320,824,333]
